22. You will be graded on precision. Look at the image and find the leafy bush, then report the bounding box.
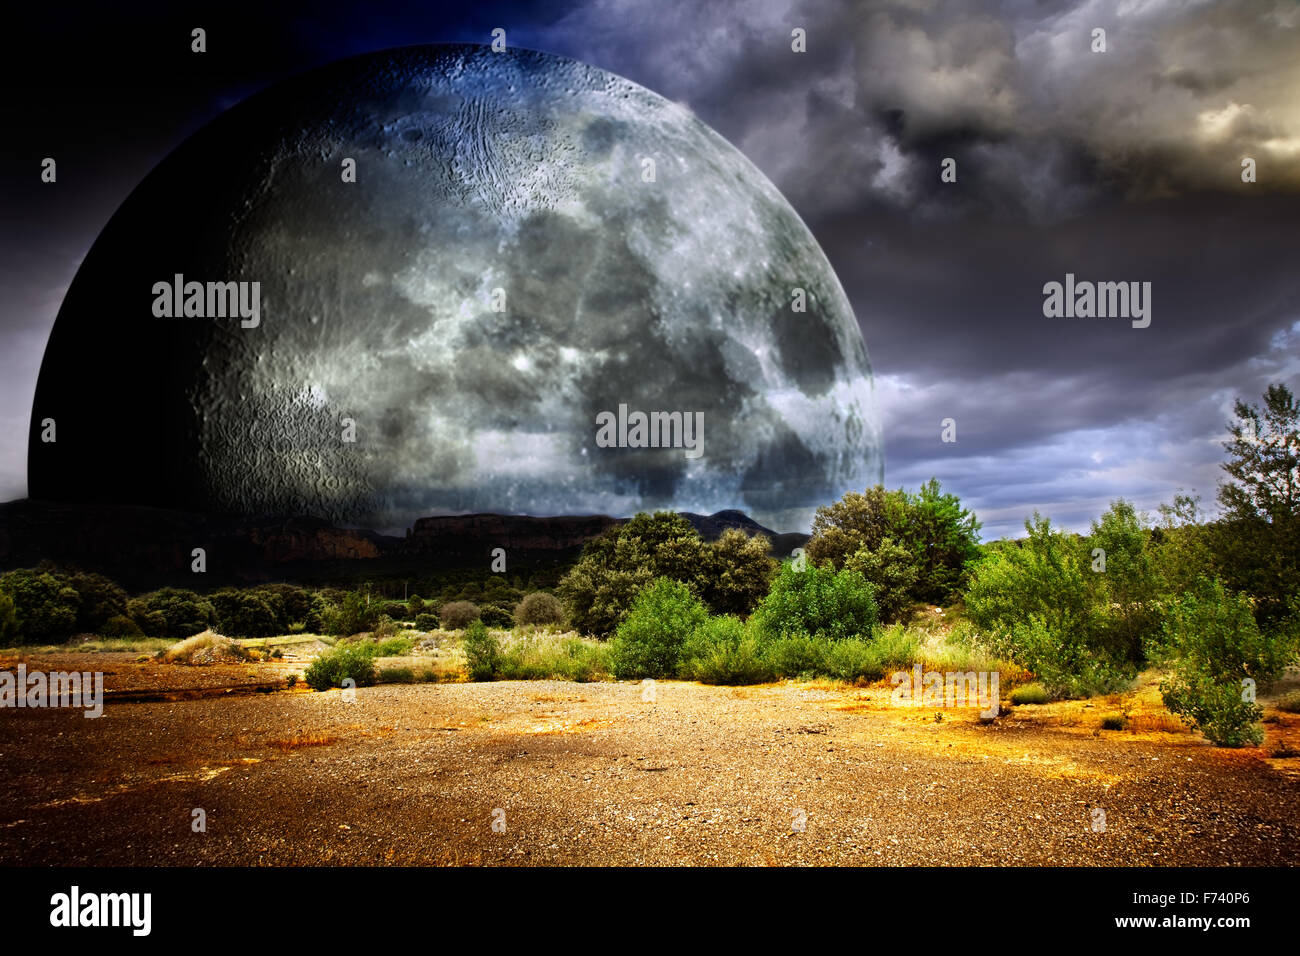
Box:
[210,589,280,638]
[514,592,566,628]
[1276,690,1300,714]
[414,613,440,631]
[1100,713,1128,730]
[479,603,515,629]
[608,578,709,679]
[1010,682,1050,705]
[820,638,887,683]
[762,634,826,679]
[965,514,1134,696]
[407,594,425,615]
[381,601,410,620]
[375,636,413,656]
[679,615,774,684]
[749,562,878,643]
[68,571,127,632]
[377,666,416,684]
[843,538,919,624]
[462,620,501,681]
[805,479,980,605]
[0,568,81,643]
[100,614,143,638]
[1157,577,1294,746]
[0,591,17,647]
[304,642,378,691]
[129,587,214,640]
[440,601,481,630]
[558,512,775,635]
[321,591,381,637]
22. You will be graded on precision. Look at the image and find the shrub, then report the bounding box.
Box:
[321,591,381,637]
[100,614,143,638]
[679,616,774,685]
[514,592,566,628]
[1276,690,1300,714]
[381,601,410,620]
[375,636,413,656]
[749,562,878,643]
[804,479,980,605]
[762,634,826,679]
[965,514,1134,696]
[0,591,17,647]
[479,603,515,629]
[440,601,481,630]
[821,638,886,683]
[699,528,779,617]
[608,578,709,679]
[1011,682,1050,705]
[843,538,919,624]
[304,642,378,691]
[210,589,280,639]
[69,571,128,632]
[129,587,214,640]
[463,620,501,681]
[1100,713,1128,730]
[377,666,416,684]
[1157,577,1293,746]
[558,512,704,636]
[414,613,440,631]
[0,568,81,643]
[871,623,922,669]
[407,594,425,615]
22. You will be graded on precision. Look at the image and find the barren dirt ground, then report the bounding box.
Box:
[1,652,1298,866]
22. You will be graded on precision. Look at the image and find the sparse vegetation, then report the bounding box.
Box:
[303,642,378,691]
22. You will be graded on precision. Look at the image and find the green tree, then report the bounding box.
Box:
[700,528,778,616]
[1215,383,1300,626]
[558,512,706,636]
[1087,499,1161,664]
[804,479,980,605]
[843,537,919,624]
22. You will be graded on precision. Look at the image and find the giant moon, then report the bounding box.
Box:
[30,45,882,533]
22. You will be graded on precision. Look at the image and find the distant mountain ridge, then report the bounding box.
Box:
[0,499,808,589]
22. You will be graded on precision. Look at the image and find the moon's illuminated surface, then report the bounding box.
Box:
[30,45,881,533]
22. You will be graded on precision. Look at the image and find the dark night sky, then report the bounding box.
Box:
[3,0,1297,537]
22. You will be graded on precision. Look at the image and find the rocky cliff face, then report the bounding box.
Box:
[402,513,621,557]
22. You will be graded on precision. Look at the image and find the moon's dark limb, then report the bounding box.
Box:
[29,44,881,533]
